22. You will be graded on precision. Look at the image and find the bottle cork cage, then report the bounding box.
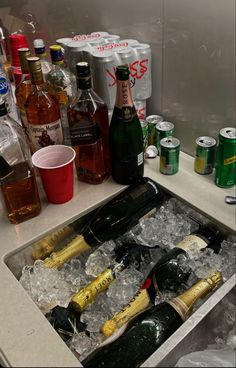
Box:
[4,186,236,367]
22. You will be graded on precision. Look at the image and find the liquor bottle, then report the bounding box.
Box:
[109,65,144,184]
[46,45,76,146]
[33,39,52,79]
[15,48,31,137]
[25,57,63,152]
[0,100,41,224]
[70,243,152,313]
[82,271,222,368]
[67,61,110,184]
[43,177,164,268]
[148,226,222,292]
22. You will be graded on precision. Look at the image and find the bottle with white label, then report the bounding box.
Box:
[25,57,63,152]
[109,65,144,184]
[148,226,223,292]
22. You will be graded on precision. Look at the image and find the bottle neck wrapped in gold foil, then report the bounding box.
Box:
[27,56,44,84]
[168,271,222,321]
[18,48,31,74]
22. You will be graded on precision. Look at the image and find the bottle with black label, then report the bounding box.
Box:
[83,271,222,368]
[148,226,222,292]
[67,61,110,184]
[109,65,144,184]
[43,177,164,268]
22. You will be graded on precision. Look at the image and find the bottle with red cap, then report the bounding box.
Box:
[9,33,28,87]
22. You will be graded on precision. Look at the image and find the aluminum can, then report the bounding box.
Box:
[140,119,148,151]
[194,136,216,175]
[103,35,121,44]
[119,39,139,46]
[67,41,91,74]
[215,127,236,188]
[134,99,146,121]
[131,43,152,100]
[146,114,164,146]
[160,137,180,175]
[155,121,174,154]
[88,38,106,46]
[92,50,120,109]
[56,37,73,67]
[90,31,110,37]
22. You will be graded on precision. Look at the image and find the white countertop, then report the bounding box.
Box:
[0,152,235,367]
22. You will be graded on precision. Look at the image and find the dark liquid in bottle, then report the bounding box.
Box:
[1,162,41,224]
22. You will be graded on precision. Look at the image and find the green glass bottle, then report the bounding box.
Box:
[109,65,144,184]
[83,271,222,368]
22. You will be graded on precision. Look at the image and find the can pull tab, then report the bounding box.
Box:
[225,196,236,205]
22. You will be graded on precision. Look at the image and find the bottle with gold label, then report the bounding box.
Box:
[15,48,31,138]
[42,177,164,269]
[25,56,63,152]
[82,271,222,368]
[147,226,223,293]
[70,243,152,313]
[46,45,76,146]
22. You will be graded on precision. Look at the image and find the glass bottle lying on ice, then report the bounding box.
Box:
[0,99,41,224]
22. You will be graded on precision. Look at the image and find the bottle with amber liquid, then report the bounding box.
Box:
[109,65,144,184]
[67,61,110,184]
[15,48,31,137]
[25,57,63,152]
[83,271,222,368]
[0,100,41,224]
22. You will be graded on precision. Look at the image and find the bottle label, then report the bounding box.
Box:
[176,234,208,252]
[101,289,151,337]
[29,119,63,151]
[69,120,101,146]
[116,80,134,110]
[71,268,115,311]
[0,76,9,97]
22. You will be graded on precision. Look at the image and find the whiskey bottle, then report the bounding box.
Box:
[0,100,41,224]
[43,177,164,268]
[109,65,144,184]
[46,45,76,146]
[67,61,110,184]
[15,48,31,137]
[83,271,222,368]
[25,57,63,152]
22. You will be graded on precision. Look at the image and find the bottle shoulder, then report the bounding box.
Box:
[70,89,108,113]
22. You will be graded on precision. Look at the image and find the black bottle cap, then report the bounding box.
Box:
[76,61,92,89]
[0,100,7,117]
[0,156,13,180]
[115,65,130,80]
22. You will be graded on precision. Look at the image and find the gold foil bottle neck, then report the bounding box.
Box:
[168,270,222,321]
[18,48,31,74]
[27,56,43,83]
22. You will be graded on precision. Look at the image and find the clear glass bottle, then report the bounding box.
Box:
[0,62,18,121]
[33,38,52,79]
[15,48,31,137]
[46,45,76,146]
[67,61,110,184]
[25,57,63,152]
[0,100,41,224]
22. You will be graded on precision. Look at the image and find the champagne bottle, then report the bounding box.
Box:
[83,271,222,368]
[43,177,164,268]
[70,243,152,313]
[149,226,222,292]
[109,65,144,184]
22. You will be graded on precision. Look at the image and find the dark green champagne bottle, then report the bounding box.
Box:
[44,177,164,268]
[149,226,222,292]
[109,65,144,184]
[82,271,222,368]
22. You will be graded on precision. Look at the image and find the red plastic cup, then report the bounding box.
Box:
[9,34,28,67]
[32,145,76,204]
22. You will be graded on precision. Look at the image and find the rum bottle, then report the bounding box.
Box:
[109,65,144,184]
[25,57,63,152]
[67,61,110,184]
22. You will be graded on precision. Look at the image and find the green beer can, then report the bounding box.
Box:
[215,127,236,188]
[140,119,148,151]
[155,121,174,154]
[160,137,180,175]
[194,136,216,175]
[146,115,163,146]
